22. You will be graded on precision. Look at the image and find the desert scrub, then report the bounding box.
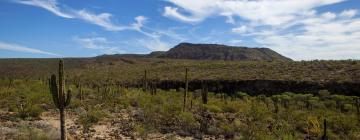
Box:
[132,90,195,134]
[78,106,107,133]
[203,104,222,113]
[328,113,359,138]
[177,112,199,134]
[15,125,49,140]
[17,104,44,119]
[134,123,156,139]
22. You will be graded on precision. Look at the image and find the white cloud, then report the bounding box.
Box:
[16,0,73,18]
[73,37,125,54]
[163,0,344,25]
[0,41,59,56]
[132,16,147,31]
[76,10,131,31]
[321,12,336,20]
[340,9,358,18]
[163,6,204,23]
[231,25,248,34]
[15,0,143,32]
[15,0,178,54]
[254,14,360,60]
[137,39,170,51]
[164,0,360,60]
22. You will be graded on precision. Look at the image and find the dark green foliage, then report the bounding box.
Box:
[17,104,43,119]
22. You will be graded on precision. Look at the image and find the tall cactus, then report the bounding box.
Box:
[49,59,72,140]
[201,81,208,104]
[183,68,188,112]
[322,119,328,140]
[143,69,148,92]
[354,97,360,122]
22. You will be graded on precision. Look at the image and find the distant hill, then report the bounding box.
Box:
[158,43,291,61]
[98,43,291,61]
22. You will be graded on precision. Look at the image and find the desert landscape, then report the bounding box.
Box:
[1,0,360,139]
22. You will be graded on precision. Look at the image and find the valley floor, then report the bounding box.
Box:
[1,80,360,140]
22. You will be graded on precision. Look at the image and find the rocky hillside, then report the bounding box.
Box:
[158,43,291,61]
[97,43,291,61]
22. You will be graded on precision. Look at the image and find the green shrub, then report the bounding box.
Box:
[222,103,239,113]
[78,107,107,131]
[17,105,44,119]
[235,92,249,100]
[178,112,198,133]
[204,104,222,113]
[134,124,154,138]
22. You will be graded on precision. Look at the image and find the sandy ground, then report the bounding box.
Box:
[0,110,202,140]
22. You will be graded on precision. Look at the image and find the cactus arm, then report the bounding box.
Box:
[65,89,72,107]
[49,74,60,108]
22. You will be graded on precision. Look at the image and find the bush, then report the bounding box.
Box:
[222,103,239,113]
[235,92,249,100]
[220,123,237,138]
[17,105,44,119]
[204,104,222,113]
[78,107,107,132]
[178,112,199,133]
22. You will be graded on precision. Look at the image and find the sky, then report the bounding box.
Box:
[0,0,360,60]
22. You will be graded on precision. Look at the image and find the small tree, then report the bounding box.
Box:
[49,59,72,140]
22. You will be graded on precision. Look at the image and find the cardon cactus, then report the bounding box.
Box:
[322,119,328,140]
[143,69,148,92]
[201,81,208,104]
[183,68,189,112]
[49,59,72,140]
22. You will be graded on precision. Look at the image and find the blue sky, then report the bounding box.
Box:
[0,0,360,60]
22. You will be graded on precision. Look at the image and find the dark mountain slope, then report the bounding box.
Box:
[158,43,291,61]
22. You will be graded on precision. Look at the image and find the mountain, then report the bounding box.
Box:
[97,43,291,61]
[158,43,291,61]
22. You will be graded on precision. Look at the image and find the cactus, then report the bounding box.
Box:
[49,59,72,140]
[354,97,360,122]
[201,81,208,104]
[8,78,13,88]
[183,68,189,112]
[271,96,279,113]
[143,70,148,92]
[321,119,328,140]
[149,80,157,95]
[79,84,83,101]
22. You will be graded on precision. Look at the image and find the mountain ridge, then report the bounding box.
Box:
[98,43,292,61]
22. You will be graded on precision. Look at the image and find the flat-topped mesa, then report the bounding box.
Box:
[157,43,292,61]
[95,42,292,61]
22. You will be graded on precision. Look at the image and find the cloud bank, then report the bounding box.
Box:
[164,0,360,60]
